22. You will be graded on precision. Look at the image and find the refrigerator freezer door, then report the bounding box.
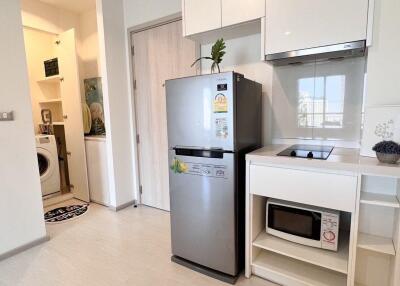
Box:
[169,149,237,275]
[166,72,235,151]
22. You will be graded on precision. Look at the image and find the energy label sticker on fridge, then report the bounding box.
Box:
[213,93,228,113]
[215,118,228,139]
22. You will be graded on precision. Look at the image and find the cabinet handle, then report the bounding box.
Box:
[63,115,68,119]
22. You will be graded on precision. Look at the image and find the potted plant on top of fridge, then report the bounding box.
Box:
[191,38,226,73]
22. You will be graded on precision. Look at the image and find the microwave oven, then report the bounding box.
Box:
[266,199,340,251]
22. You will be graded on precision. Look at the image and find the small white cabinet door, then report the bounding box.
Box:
[265,0,369,55]
[85,138,109,206]
[222,0,265,27]
[183,0,222,36]
[58,29,90,202]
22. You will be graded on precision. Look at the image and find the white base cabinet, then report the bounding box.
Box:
[85,137,110,206]
[246,153,400,286]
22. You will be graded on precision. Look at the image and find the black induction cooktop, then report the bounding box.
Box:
[277,144,334,160]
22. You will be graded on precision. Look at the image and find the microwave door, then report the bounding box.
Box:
[267,204,322,248]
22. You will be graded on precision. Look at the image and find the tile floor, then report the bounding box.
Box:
[0,201,277,286]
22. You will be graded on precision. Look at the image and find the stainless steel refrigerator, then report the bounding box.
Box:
[166,72,261,284]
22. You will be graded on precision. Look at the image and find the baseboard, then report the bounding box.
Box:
[0,235,50,261]
[108,200,135,212]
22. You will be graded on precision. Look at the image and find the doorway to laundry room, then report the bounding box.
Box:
[21,0,108,210]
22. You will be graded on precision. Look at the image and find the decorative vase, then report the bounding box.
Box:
[376,152,400,164]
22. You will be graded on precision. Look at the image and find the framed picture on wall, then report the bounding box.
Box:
[360,106,400,157]
[84,77,106,135]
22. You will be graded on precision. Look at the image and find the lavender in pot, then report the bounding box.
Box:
[372,141,400,164]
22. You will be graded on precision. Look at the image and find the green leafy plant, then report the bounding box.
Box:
[191,38,226,73]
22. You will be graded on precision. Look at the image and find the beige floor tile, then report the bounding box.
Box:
[0,201,277,286]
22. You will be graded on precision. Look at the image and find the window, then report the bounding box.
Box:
[272,57,366,143]
[298,75,346,129]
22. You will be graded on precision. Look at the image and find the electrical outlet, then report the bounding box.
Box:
[0,111,14,121]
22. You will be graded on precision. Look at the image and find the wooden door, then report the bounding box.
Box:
[58,29,90,202]
[132,20,197,211]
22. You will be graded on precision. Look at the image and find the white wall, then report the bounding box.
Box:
[123,0,181,28]
[0,0,47,256]
[78,9,101,80]
[21,0,79,34]
[365,0,400,107]
[97,0,136,207]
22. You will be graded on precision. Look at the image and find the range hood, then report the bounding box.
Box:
[265,40,366,65]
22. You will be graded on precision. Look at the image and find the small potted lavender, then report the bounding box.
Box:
[372,141,400,164]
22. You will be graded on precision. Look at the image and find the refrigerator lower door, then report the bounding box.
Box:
[169,149,237,276]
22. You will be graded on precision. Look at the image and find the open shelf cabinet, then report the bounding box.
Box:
[360,192,400,208]
[38,98,62,104]
[37,75,61,84]
[357,232,395,256]
[247,193,353,286]
[355,175,400,286]
[253,230,349,274]
[252,250,347,286]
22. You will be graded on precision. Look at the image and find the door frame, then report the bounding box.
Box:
[126,13,200,206]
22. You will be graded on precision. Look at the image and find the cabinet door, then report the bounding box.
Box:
[265,0,369,55]
[183,0,222,36]
[58,29,90,202]
[85,139,109,206]
[222,0,265,27]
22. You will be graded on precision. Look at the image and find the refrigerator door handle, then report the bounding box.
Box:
[174,148,231,159]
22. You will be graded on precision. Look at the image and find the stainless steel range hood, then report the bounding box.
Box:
[265,40,366,65]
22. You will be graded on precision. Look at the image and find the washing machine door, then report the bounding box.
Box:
[37,147,55,182]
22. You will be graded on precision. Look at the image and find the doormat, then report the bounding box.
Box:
[44,204,89,224]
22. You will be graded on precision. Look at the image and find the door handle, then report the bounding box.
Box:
[63,115,68,119]
[60,77,64,82]
[66,151,71,156]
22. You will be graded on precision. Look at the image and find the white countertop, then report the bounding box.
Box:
[247,145,400,178]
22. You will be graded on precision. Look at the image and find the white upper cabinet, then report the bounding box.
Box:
[183,0,265,37]
[265,0,369,55]
[221,0,265,27]
[183,0,222,36]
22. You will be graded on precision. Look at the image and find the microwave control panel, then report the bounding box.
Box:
[321,212,340,251]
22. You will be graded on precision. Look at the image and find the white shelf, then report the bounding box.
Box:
[37,75,61,83]
[360,192,400,208]
[252,251,347,286]
[357,232,395,256]
[38,98,62,104]
[253,231,349,274]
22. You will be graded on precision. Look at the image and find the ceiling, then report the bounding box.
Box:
[38,0,96,14]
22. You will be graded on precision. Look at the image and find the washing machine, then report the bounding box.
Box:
[35,135,61,196]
